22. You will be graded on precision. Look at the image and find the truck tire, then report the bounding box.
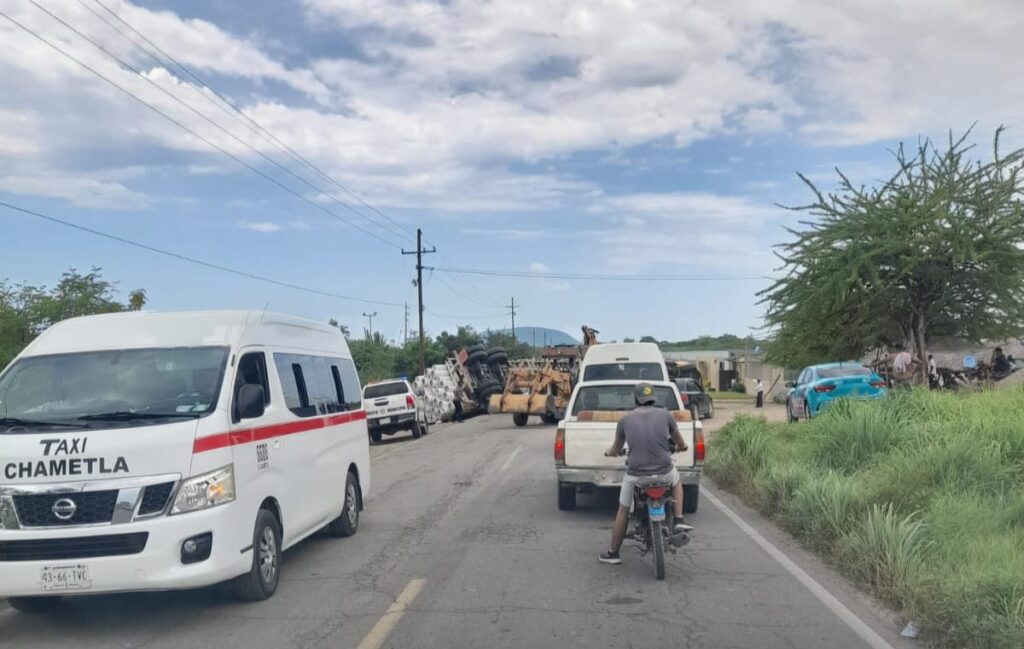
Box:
[466,343,485,354]
[682,485,700,514]
[487,350,508,365]
[476,379,502,399]
[467,349,488,365]
[557,484,577,510]
[233,508,282,601]
[369,429,382,443]
[326,471,360,538]
[411,420,423,439]
[651,520,666,580]
[513,412,529,427]
[7,596,62,613]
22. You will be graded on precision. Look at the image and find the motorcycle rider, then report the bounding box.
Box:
[599,382,692,565]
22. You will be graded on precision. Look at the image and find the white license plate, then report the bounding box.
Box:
[40,564,91,592]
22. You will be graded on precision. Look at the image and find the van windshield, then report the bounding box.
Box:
[0,346,229,431]
[582,362,665,381]
[363,382,409,399]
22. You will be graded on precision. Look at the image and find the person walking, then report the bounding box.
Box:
[452,395,464,423]
[754,378,764,408]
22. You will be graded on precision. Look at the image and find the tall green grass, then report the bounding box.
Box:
[707,388,1024,648]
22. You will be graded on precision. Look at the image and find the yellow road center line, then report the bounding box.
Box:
[356,578,426,649]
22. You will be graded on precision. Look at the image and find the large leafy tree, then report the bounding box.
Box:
[0,268,147,368]
[761,128,1024,369]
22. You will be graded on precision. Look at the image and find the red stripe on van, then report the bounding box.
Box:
[192,410,367,454]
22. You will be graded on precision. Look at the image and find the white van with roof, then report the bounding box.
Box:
[0,310,369,611]
[579,343,669,383]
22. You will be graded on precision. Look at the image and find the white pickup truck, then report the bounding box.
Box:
[362,379,428,443]
[554,380,704,512]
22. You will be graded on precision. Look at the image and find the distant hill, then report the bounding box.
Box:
[501,326,578,347]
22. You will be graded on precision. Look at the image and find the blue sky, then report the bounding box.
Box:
[3,0,1023,343]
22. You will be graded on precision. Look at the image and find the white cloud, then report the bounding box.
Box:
[593,192,780,224]
[240,220,283,233]
[0,171,151,210]
[528,262,550,273]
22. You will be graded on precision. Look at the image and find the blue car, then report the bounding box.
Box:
[786,362,887,421]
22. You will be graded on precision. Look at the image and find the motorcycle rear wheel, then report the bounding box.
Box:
[651,519,666,580]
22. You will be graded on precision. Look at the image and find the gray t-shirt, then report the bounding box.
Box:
[615,406,678,476]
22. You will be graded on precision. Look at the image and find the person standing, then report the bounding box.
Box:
[452,395,464,423]
[927,354,938,389]
[754,378,764,408]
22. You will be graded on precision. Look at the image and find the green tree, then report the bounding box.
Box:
[0,268,145,368]
[761,128,1024,369]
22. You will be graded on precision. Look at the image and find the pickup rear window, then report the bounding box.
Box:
[582,362,666,382]
[363,382,409,398]
[571,385,679,414]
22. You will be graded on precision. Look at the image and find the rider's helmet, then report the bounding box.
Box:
[633,382,657,406]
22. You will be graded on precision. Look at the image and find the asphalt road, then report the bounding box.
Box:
[0,415,913,649]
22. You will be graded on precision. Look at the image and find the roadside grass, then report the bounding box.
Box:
[707,389,1024,649]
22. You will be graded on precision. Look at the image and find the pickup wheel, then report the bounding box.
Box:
[557,484,577,511]
[411,421,423,439]
[682,485,700,514]
[369,429,382,443]
[512,412,529,427]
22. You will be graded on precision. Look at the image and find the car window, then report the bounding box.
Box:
[363,382,410,398]
[817,366,872,378]
[582,362,666,381]
[571,385,679,414]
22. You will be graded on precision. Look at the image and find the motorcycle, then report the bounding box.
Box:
[625,474,690,579]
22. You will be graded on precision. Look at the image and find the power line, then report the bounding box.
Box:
[75,0,415,247]
[87,0,419,242]
[432,267,774,281]
[0,200,402,308]
[2,6,405,250]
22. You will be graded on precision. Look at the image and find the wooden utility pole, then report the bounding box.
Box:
[402,229,436,374]
[508,297,517,344]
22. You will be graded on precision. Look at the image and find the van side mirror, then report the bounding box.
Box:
[237,384,266,420]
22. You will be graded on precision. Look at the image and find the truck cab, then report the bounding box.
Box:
[578,343,669,382]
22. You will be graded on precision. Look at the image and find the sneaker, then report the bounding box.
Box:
[598,550,622,565]
[674,520,693,534]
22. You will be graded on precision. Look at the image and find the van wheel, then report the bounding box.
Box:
[327,472,360,537]
[683,485,700,514]
[7,596,62,613]
[369,429,382,443]
[233,509,282,601]
[557,484,577,511]
[411,421,423,439]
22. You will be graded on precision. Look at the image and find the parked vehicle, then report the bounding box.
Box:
[579,343,668,382]
[785,362,887,421]
[363,379,427,442]
[674,377,714,419]
[0,310,369,611]
[554,380,703,513]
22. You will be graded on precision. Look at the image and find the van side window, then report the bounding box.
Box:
[334,358,362,411]
[274,354,317,418]
[233,352,269,423]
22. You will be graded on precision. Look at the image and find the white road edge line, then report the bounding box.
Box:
[499,446,521,472]
[703,487,896,649]
[356,578,426,649]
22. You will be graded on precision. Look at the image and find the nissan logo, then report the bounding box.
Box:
[52,498,78,521]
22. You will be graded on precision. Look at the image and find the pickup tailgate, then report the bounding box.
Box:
[564,412,696,469]
[365,393,414,420]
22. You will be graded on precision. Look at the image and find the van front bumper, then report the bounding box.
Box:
[0,503,250,598]
[556,466,701,488]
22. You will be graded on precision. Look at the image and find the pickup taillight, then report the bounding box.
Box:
[554,426,565,464]
[406,395,415,408]
[695,428,705,463]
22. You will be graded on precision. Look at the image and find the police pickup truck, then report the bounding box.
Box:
[362,379,428,443]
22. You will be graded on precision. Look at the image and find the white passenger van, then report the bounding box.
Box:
[578,343,669,383]
[0,310,369,611]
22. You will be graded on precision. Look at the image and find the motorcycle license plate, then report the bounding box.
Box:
[648,504,666,521]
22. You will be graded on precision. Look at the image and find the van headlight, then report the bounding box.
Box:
[171,465,235,514]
